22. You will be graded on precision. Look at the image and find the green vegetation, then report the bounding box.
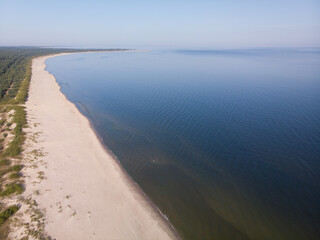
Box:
[0,205,20,224]
[4,106,26,157]
[9,172,21,179]
[0,168,11,178]
[0,183,24,196]
[11,164,23,172]
[0,159,10,166]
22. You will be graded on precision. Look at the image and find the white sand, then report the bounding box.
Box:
[23,54,178,240]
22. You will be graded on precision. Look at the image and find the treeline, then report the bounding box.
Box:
[0,47,125,104]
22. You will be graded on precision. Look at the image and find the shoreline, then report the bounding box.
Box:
[22,53,179,240]
[49,52,180,238]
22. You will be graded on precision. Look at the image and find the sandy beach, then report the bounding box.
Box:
[20,54,178,240]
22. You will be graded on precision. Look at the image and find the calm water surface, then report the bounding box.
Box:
[46,49,320,240]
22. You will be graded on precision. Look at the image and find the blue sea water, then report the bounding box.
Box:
[46,49,320,240]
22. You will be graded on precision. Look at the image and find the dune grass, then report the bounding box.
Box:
[0,205,20,225]
[11,164,23,172]
[0,159,10,167]
[0,183,24,197]
[11,60,31,104]
[4,106,26,157]
[0,168,11,178]
[9,172,21,179]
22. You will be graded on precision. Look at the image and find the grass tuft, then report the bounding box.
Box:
[4,106,26,157]
[0,159,10,167]
[0,205,20,225]
[11,164,23,172]
[0,168,11,178]
[0,183,24,196]
[9,172,21,179]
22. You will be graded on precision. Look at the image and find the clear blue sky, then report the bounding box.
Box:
[0,0,319,49]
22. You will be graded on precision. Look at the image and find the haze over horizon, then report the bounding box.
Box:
[0,0,319,49]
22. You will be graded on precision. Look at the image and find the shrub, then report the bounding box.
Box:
[0,205,20,224]
[0,168,10,177]
[0,159,10,166]
[4,107,26,157]
[0,183,24,196]
[11,165,23,172]
[9,172,21,179]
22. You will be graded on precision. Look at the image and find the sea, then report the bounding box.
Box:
[46,49,320,240]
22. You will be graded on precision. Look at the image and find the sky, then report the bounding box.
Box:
[0,0,319,49]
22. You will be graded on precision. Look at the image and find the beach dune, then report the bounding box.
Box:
[24,54,178,240]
